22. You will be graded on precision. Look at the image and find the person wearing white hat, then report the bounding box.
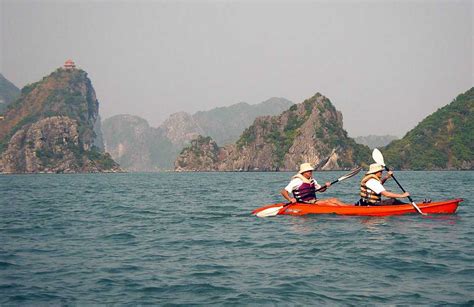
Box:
[280,162,344,206]
[357,163,409,205]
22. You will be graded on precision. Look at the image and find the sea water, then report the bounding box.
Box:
[1,171,473,304]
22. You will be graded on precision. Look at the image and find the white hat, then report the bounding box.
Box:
[366,163,384,175]
[298,163,314,174]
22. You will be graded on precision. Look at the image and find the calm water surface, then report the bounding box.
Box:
[1,171,473,304]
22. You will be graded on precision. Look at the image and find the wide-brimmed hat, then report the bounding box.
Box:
[366,163,384,175]
[298,163,314,174]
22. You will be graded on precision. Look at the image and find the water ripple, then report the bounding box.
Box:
[0,171,473,304]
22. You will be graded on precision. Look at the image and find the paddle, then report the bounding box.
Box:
[254,157,331,218]
[372,148,426,215]
[255,166,362,217]
[314,155,331,171]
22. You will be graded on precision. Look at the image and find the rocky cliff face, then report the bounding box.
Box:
[175,93,370,171]
[383,87,474,170]
[93,114,105,151]
[1,116,118,173]
[160,97,293,146]
[102,97,293,171]
[102,114,176,171]
[174,136,223,171]
[190,97,293,145]
[160,112,204,147]
[0,68,120,173]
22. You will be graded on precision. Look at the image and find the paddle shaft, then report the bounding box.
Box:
[315,179,338,192]
[383,166,425,215]
[286,168,361,206]
[258,167,362,217]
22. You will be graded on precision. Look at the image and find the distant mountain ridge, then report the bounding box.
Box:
[354,135,399,149]
[159,97,293,146]
[102,97,293,171]
[383,87,474,170]
[0,68,120,173]
[190,97,294,145]
[175,93,370,171]
[0,74,20,113]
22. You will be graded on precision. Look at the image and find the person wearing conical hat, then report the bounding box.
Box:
[280,163,344,206]
[357,163,409,206]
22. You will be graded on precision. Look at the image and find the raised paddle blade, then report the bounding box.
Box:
[371,149,426,215]
[372,148,385,166]
[337,166,362,182]
[315,166,362,192]
[314,156,331,170]
[255,205,284,217]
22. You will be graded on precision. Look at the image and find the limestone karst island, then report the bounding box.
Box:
[0,60,120,173]
[0,61,473,174]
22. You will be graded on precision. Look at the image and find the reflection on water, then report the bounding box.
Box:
[359,216,390,228]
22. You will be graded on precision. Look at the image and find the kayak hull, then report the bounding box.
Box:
[252,199,462,217]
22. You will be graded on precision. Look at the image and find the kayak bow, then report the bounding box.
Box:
[252,199,462,217]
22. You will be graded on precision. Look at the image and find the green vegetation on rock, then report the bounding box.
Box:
[192,97,293,145]
[1,69,99,153]
[180,92,371,171]
[383,87,474,170]
[0,68,120,173]
[103,98,293,171]
[175,135,221,170]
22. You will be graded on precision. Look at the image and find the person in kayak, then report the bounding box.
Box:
[357,163,409,206]
[280,163,344,206]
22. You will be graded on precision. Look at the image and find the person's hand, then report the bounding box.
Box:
[290,198,297,203]
[387,171,393,177]
[402,192,410,198]
[325,182,331,187]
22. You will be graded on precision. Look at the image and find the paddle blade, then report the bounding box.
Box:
[372,148,385,166]
[410,201,427,215]
[255,206,283,217]
[372,148,425,215]
[314,156,331,170]
[337,166,362,182]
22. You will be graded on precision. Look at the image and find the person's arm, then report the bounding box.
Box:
[281,189,297,203]
[381,171,393,184]
[316,182,331,193]
[366,179,408,199]
[381,190,410,199]
[282,178,300,203]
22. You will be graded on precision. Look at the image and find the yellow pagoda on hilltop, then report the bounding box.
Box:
[63,59,76,70]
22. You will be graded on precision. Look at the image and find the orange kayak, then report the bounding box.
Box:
[252,199,462,217]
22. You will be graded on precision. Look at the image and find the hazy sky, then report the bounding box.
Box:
[1,0,473,137]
